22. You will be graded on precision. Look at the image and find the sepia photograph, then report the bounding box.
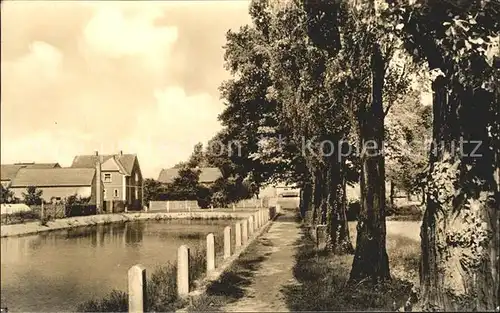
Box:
[1,0,499,312]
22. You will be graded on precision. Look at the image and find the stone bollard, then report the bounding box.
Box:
[316,224,328,251]
[128,264,147,313]
[177,245,190,297]
[206,233,215,272]
[242,221,248,245]
[235,222,242,248]
[223,226,231,259]
[248,216,254,235]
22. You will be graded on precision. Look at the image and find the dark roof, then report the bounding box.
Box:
[71,154,137,175]
[10,168,95,187]
[26,163,61,169]
[158,167,222,184]
[1,163,61,181]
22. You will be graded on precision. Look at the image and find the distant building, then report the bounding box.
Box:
[10,168,98,203]
[275,183,300,198]
[157,167,222,187]
[71,151,143,208]
[1,163,60,188]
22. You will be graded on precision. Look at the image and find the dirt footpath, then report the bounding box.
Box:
[219,210,302,312]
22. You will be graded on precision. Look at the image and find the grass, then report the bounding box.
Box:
[279,226,418,311]
[76,233,226,312]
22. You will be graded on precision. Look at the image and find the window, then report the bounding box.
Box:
[103,189,107,199]
[114,189,119,198]
[104,173,112,182]
[135,187,138,199]
[135,172,139,182]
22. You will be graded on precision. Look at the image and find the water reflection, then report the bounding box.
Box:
[1,219,231,312]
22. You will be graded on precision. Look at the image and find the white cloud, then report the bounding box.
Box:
[82,5,178,72]
[3,41,63,82]
[128,86,223,177]
[1,1,250,178]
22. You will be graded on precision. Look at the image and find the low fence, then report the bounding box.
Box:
[126,207,274,312]
[149,198,270,212]
[1,203,96,225]
[149,200,200,212]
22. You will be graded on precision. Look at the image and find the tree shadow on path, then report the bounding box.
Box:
[187,237,270,312]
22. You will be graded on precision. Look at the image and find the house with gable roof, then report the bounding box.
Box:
[71,151,143,209]
[1,163,61,188]
[10,167,98,203]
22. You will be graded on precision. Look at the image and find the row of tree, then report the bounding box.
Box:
[215,0,498,310]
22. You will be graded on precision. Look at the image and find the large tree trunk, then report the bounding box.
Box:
[390,180,395,206]
[301,182,313,220]
[350,42,390,282]
[320,167,329,225]
[311,167,323,226]
[419,78,499,311]
[327,154,354,254]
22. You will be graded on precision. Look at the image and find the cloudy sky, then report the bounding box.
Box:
[1,0,251,178]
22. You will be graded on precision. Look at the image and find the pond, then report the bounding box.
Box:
[0,219,235,312]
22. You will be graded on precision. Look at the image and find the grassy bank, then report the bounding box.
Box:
[279,226,419,311]
[76,238,225,312]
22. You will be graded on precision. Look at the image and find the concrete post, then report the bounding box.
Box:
[166,201,170,213]
[210,205,214,211]
[254,212,259,229]
[206,233,215,272]
[128,264,147,313]
[248,216,254,235]
[177,245,190,297]
[41,201,45,221]
[242,221,248,245]
[276,204,281,214]
[232,203,236,211]
[223,226,231,259]
[235,222,242,248]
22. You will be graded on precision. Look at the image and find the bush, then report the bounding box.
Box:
[128,199,143,211]
[196,186,212,209]
[65,204,97,217]
[386,204,423,221]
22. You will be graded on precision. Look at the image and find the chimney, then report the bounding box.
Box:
[95,151,99,156]
[95,157,103,214]
[120,150,123,156]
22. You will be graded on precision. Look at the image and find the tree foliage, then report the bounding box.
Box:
[22,186,43,205]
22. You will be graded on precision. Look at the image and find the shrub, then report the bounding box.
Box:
[65,204,97,217]
[128,199,143,211]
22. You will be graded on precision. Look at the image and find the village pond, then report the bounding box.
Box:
[1,218,234,312]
